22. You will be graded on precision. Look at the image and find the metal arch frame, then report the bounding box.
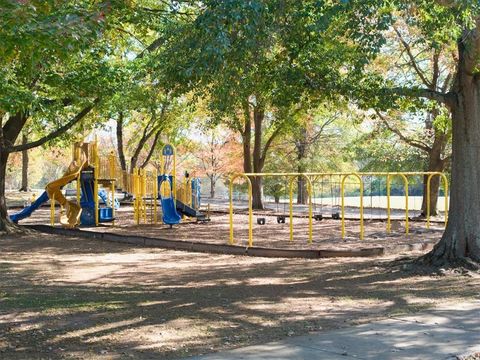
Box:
[386,172,409,234]
[288,174,313,243]
[426,172,449,228]
[340,173,364,240]
[227,171,449,245]
[229,173,253,247]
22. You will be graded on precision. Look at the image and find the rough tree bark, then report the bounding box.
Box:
[209,175,216,198]
[116,112,127,172]
[422,29,480,266]
[241,100,279,210]
[0,112,29,232]
[295,127,308,205]
[0,151,11,231]
[19,133,29,192]
[251,105,265,210]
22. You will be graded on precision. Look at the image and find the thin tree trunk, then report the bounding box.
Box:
[251,176,264,209]
[0,151,12,231]
[19,133,29,192]
[252,105,265,210]
[116,112,127,171]
[0,112,28,232]
[209,176,216,198]
[422,36,480,266]
[140,131,161,168]
[296,127,308,204]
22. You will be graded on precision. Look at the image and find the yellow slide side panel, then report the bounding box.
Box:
[46,159,86,228]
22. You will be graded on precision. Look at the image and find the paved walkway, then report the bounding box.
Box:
[189,301,480,360]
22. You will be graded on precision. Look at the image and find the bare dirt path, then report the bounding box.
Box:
[0,232,478,359]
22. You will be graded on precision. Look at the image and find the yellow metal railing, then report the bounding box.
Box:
[228,171,449,247]
[427,172,449,228]
[386,173,409,234]
[289,174,313,243]
[132,168,158,225]
[341,173,364,240]
[229,173,253,247]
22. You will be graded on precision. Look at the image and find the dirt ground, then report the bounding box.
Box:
[1,232,479,360]
[16,206,445,253]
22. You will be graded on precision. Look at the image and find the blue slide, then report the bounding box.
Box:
[161,197,181,226]
[98,189,120,210]
[9,191,50,223]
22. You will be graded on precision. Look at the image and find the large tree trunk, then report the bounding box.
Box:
[296,127,308,204]
[0,112,28,232]
[422,36,480,266]
[0,151,13,232]
[19,133,29,192]
[251,176,264,209]
[242,100,266,209]
[251,105,265,210]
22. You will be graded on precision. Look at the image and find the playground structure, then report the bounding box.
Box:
[10,140,206,228]
[229,172,449,247]
[128,143,206,226]
[10,140,118,227]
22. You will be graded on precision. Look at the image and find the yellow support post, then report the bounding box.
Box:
[289,176,294,241]
[76,173,81,206]
[172,146,177,203]
[94,143,99,227]
[142,169,147,223]
[50,193,55,226]
[153,169,158,224]
[133,168,139,225]
[288,175,313,244]
[386,174,391,233]
[108,151,116,179]
[111,180,115,226]
[341,173,364,240]
[229,174,253,247]
[386,173,409,235]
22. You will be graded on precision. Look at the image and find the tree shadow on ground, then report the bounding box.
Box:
[0,233,478,359]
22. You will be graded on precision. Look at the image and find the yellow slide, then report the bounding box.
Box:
[46,158,87,228]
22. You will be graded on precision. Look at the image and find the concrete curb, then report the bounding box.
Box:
[25,224,385,259]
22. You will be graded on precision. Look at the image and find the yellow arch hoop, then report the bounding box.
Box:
[341,173,364,240]
[386,173,409,235]
[289,175,313,244]
[229,174,253,247]
[426,172,449,228]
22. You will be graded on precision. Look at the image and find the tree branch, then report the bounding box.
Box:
[375,110,432,152]
[8,99,99,153]
[260,124,283,164]
[389,87,453,105]
[393,26,432,88]
[140,131,162,168]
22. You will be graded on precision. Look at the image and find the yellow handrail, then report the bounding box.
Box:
[386,173,409,235]
[341,173,364,240]
[289,175,313,244]
[427,172,449,228]
[229,174,253,247]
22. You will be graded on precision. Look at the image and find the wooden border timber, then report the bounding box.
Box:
[24,224,384,259]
